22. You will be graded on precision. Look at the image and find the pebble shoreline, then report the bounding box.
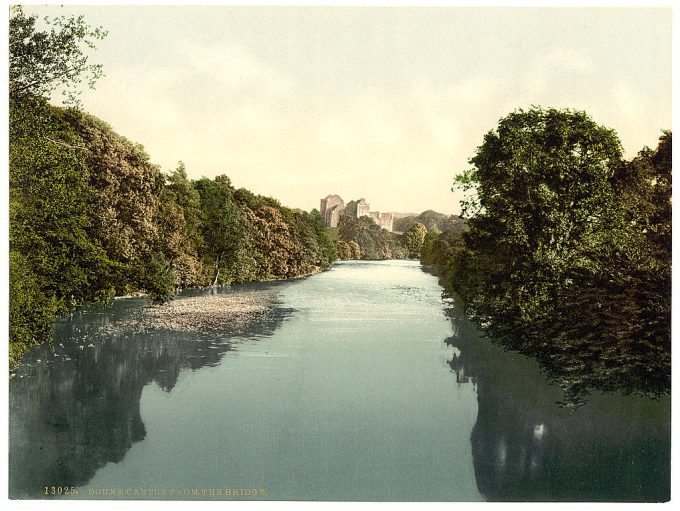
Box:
[101,288,279,335]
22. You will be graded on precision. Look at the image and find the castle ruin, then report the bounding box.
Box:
[319,194,345,228]
[319,194,394,232]
[369,211,394,231]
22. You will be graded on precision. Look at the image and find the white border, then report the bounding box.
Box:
[1,2,676,511]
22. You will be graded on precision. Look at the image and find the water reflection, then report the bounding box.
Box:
[9,263,672,502]
[444,298,671,502]
[9,284,293,498]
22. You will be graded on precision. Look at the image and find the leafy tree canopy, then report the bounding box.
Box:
[403,222,427,259]
[456,107,624,317]
[9,5,107,106]
[394,210,466,235]
[433,107,670,404]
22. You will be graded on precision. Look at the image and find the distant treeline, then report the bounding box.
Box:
[332,208,466,261]
[393,210,467,235]
[9,94,336,366]
[422,107,671,405]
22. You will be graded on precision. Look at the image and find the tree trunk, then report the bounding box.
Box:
[212,254,221,286]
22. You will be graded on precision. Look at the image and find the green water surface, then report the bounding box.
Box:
[9,260,670,501]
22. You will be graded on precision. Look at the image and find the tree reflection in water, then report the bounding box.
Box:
[9,287,293,498]
[444,298,670,502]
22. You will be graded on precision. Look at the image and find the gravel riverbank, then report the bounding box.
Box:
[99,287,281,336]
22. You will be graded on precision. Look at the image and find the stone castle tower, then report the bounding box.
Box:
[369,211,394,232]
[320,194,345,228]
[320,194,393,232]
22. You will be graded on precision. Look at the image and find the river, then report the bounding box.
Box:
[8,260,670,501]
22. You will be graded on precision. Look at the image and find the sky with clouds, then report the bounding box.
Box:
[26,5,672,215]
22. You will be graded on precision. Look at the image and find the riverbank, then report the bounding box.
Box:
[127,266,332,334]
[100,288,280,336]
[423,258,670,407]
[9,266,329,372]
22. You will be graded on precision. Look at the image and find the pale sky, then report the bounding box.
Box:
[26,5,672,215]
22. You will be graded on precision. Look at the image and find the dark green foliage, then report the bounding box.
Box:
[177,175,337,285]
[194,176,246,285]
[337,215,396,260]
[133,253,176,305]
[403,222,427,259]
[249,205,301,278]
[611,131,671,275]
[166,163,204,243]
[420,231,470,294]
[335,240,362,260]
[64,111,171,295]
[156,186,203,289]
[163,163,205,279]
[457,107,624,325]
[9,96,120,369]
[9,106,340,363]
[308,210,338,267]
[9,97,118,308]
[420,226,441,266]
[9,251,60,367]
[190,177,337,285]
[335,240,353,260]
[394,210,467,234]
[427,107,671,404]
[387,233,409,259]
[336,214,411,260]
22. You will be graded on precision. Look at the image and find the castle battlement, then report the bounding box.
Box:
[320,194,393,232]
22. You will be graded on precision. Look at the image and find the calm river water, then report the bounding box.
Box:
[9,260,670,501]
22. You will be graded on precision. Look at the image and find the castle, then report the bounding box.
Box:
[319,194,394,232]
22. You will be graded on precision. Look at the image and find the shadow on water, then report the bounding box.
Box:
[9,282,295,499]
[9,263,671,502]
[442,296,670,502]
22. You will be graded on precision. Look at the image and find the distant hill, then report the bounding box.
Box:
[390,212,419,220]
[393,210,467,234]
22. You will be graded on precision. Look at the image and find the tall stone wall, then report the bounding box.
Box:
[356,199,371,218]
[320,194,345,227]
[319,194,393,231]
[369,211,394,232]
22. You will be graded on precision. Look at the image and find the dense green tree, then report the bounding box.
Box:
[194,176,246,285]
[348,241,362,259]
[156,188,203,289]
[66,113,165,263]
[283,210,323,274]
[334,240,362,260]
[63,111,181,303]
[9,99,123,366]
[456,107,623,327]
[403,222,427,259]
[248,205,303,278]
[335,240,353,260]
[10,101,117,304]
[612,131,671,272]
[307,209,338,268]
[387,233,409,259]
[337,215,393,260]
[166,162,204,254]
[157,162,205,288]
[394,210,466,235]
[420,226,442,266]
[9,6,111,364]
[8,251,60,367]
[430,107,670,402]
